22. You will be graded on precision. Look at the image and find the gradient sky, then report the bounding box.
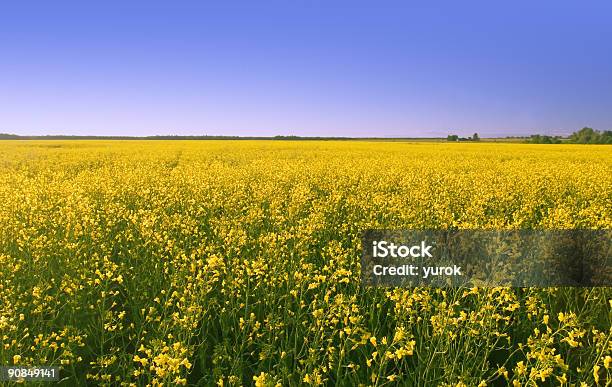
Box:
[1,1,611,137]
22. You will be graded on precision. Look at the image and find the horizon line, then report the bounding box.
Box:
[0,133,568,140]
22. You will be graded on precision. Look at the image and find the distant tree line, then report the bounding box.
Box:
[447,133,480,142]
[526,127,612,144]
[3,128,610,143]
[0,133,354,141]
[526,135,563,144]
[568,127,612,144]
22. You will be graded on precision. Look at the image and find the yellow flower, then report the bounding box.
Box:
[593,364,600,385]
[133,355,148,366]
[515,361,526,375]
[604,356,611,369]
[253,372,268,387]
[556,374,567,384]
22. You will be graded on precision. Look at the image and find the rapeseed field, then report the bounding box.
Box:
[0,140,610,385]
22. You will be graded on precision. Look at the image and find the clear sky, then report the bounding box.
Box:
[1,1,611,137]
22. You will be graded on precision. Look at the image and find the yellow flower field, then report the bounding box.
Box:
[0,140,610,385]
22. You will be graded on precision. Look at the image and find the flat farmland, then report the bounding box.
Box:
[0,140,610,385]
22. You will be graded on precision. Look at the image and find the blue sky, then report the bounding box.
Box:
[1,1,611,137]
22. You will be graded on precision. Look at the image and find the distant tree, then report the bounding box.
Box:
[528,135,541,144]
[527,135,561,144]
[570,127,597,143]
[600,130,612,144]
[472,133,480,141]
[447,134,459,141]
[568,127,612,144]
